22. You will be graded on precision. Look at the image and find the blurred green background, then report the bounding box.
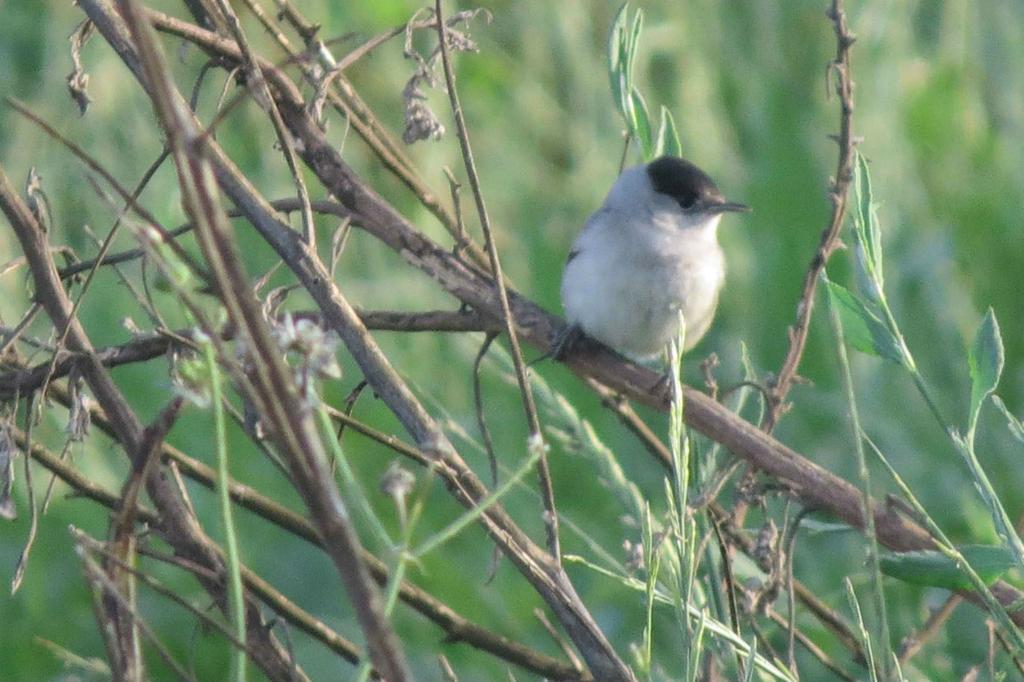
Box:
[1,1,1022,679]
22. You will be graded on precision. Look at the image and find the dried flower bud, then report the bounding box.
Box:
[272,314,342,383]
[380,461,415,501]
[402,78,445,144]
[623,538,646,572]
[65,368,91,442]
[753,518,778,566]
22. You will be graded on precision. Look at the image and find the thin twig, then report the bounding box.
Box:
[206,1,487,269]
[472,332,500,487]
[992,622,1024,678]
[1,155,306,682]
[534,608,586,675]
[78,534,254,654]
[0,309,494,401]
[135,547,364,669]
[765,608,858,682]
[210,0,316,249]
[5,98,210,282]
[35,382,588,681]
[764,0,857,431]
[74,532,197,682]
[896,595,961,663]
[433,0,560,561]
[56,197,352,279]
[111,1,411,677]
[443,166,469,255]
[10,395,39,595]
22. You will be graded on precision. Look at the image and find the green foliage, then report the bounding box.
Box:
[880,545,1014,591]
[824,276,905,365]
[852,151,884,305]
[992,396,1024,445]
[607,2,681,160]
[967,308,1004,443]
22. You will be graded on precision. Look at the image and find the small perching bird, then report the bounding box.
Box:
[559,156,749,361]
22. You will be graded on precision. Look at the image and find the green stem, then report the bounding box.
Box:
[878,294,1024,575]
[904,364,1024,571]
[316,406,393,550]
[412,443,543,558]
[205,341,246,682]
[353,554,408,682]
[828,293,893,678]
[863,436,1024,657]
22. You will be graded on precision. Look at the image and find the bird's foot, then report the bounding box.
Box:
[530,324,585,367]
[551,324,585,362]
[650,370,673,397]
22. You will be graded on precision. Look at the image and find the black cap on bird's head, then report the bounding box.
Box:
[646,156,750,215]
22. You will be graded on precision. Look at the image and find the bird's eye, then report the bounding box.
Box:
[678,194,697,209]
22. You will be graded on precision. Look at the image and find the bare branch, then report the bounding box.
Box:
[104,1,412,678]
[764,0,858,431]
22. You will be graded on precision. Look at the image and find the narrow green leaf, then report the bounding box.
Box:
[799,520,859,535]
[655,106,682,158]
[854,153,880,270]
[824,278,904,364]
[852,151,884,303]
[607,2,630,119]
[880,545,1014,591]
[992,396,1024,445]
[844,580,879,682]
[412,441,542,558]
[631,87,653,159]
[743,637,758,682]
[626,8,644,88]
[968,308,1005,436]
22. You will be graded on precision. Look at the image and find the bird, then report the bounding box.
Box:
[558,155,749,361]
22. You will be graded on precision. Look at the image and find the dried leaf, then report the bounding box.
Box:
[24,168,51,233]
[67,19,95,115]
[0,423,17,521]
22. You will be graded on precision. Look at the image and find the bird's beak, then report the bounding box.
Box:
[709,200,751,214]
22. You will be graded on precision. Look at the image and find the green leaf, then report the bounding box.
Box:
[606,3,656,157]
[880,545,1014,591]
[854,153,882,275]
[630,87,654,159]
[852,151,884,304]
[607,2,631,120]
[799,520,859,536]
[824,278,904,364]
[968,308,1005,437]
[992,396,1024,445]
[626,8,644,87]
[655,106,681,158]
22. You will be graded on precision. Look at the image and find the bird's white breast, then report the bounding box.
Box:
[561,204,725,360]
